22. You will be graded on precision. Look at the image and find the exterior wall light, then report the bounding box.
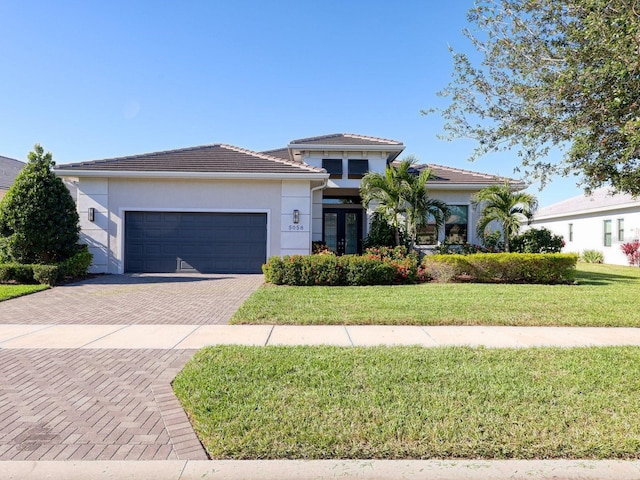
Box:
[88,207,95,222]
[293,209,300,224]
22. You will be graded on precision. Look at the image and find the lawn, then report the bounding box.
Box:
[174,345,640,459]
[231,263,640,327]
[0,284,48,301]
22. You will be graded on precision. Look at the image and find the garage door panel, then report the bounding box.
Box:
[125,211,267,274]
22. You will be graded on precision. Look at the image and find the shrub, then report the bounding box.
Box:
[581,250,604,264]
[363,212,397,248]
[621,241,640,266]
[421,253,577,284]
[32,264,60,285]
[59,245,93,279]
[511,228,565,253]
[262,252,420,286]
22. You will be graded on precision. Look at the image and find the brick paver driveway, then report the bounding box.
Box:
[0,274,263,461]
[0,273,264,325]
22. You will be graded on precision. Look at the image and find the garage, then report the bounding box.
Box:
[124,211,267,274]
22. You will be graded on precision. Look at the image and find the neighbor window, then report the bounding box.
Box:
[604,220,612,247]
[322,159,342,179]
[568,223,573,242]
[348,159,369,179]
[445,205,469,244]
[618,218,625,241]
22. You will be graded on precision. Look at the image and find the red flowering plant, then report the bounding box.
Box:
[621,240,640,266]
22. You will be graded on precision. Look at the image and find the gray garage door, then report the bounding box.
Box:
[124,211,267,274]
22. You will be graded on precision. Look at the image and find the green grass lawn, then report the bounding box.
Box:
[0,284,48,301]
[174,345,640,459]
[232,263,640,327]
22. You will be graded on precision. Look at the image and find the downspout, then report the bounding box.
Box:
[310,178,328,253]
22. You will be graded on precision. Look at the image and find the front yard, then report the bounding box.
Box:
[0,284,48,302]
[232,263,640,327]
[174,345,640,459]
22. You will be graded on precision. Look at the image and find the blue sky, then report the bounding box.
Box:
[0,0,582,207]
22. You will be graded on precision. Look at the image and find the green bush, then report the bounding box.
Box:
[59,246,93,279]
[0,263,35,284]
[581,250,604,264]
[363,212,397,248]
[32,264,60,285]
[263,252,419,286]
[511,228,565,253]
[422,253,578,284]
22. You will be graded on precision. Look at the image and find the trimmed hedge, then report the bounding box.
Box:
[0,246,93,286]
[422,253,578,284]
[262,251,421,286]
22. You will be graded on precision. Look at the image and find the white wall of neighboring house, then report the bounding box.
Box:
[531,189,640,265]
[75,177,312,273]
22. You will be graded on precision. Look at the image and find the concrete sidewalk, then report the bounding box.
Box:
[3,459,640,479]
[2,324,640,349]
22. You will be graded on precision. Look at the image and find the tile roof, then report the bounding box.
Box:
[289,133,403,146]
[535,187,640,218]
[0,156,24,190]
[410,163,524,187]
[260,147,292,161]
[55,144,324,175]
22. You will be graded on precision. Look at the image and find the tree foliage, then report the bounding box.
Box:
[430,0,640,196]
[0,144,80,263]
[472,182,538,252]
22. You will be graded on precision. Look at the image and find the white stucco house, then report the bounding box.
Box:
[54,133,520,274]
[531,187,640,265]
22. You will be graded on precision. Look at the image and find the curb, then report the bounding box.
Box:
[2,459,640,480]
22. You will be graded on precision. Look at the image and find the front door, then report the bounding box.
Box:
[323,208,363,255]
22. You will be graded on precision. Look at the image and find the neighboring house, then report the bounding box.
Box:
[531,187,640,265]
[0,156,24,200]
[54,133,519,274]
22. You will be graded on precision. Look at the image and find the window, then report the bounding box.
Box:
[604,220,612,247]
[445,205,468,243]
[618,218,625,241]
[348,159,369,179]
[568,223,573,242]
[322,159,342,179]
[416,224,438,245]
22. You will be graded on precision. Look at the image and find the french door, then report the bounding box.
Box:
[322,208,363,255]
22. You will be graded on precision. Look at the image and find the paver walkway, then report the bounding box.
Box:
[0,274,263,462]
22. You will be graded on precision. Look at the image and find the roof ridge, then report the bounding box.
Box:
[64,144,225,166]
[219,144,324,173]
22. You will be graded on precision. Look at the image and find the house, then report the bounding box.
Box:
[531,187,640,265]
[54,133,519,274]
[0,156,24,200]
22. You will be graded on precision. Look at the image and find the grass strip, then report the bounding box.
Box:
[231,263,640,326]
[174,345,640,459]
[0,284,48,302]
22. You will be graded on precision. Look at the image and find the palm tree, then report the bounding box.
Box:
[471,181,538,252]
[403,167,450,250]
[361,158,450,249]
[360,161,410,246]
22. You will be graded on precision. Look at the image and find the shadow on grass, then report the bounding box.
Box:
[575,269,640,286]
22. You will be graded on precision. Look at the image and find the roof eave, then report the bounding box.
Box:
[534,201,640,221]
[54,169,329,180]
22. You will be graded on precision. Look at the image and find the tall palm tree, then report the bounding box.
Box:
[361,159,450,249]
[472,181,538,252]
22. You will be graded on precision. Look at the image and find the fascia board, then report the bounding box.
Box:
[54,170,329,180]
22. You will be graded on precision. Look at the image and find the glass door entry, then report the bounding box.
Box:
[323,208,363,255]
